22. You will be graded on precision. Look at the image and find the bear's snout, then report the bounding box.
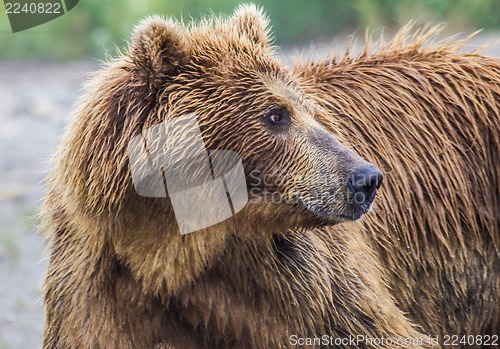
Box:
[348,165,384,206]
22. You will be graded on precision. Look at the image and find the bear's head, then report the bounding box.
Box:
[61,5,382,235]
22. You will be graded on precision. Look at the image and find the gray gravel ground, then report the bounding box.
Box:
[0,32,498,349]
[0,61,97,349]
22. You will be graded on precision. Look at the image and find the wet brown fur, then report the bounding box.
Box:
[294,26,500,346]
[41,6,430,349]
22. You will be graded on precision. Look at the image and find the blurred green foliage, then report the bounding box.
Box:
[0,0,499,59]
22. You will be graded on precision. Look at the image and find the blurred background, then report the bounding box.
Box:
[0,1,498,348]
[1,0,500,59]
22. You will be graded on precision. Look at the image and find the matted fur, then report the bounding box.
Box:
[41,6,430,349]
[294,25,500,345]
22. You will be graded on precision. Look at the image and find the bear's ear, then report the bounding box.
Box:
[232,4,271,47]
[129,16,189,86]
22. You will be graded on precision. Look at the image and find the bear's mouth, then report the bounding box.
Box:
[293,196,369,223]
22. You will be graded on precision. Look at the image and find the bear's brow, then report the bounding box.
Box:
[262,76,315,112]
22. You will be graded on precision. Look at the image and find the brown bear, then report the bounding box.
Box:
[294,26,500,347]
[41,5,430,349]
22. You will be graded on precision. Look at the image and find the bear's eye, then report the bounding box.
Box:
[264,108,291,128]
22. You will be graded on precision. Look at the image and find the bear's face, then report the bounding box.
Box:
[128,6,382,228]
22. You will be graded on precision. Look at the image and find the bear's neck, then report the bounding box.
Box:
[45,201,426,348]
[158,227,428,348]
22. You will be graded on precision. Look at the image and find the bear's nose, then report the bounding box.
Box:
[348,165,384,200]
